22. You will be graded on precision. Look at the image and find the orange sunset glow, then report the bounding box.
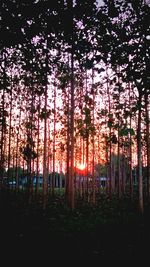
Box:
[76,162,86,172]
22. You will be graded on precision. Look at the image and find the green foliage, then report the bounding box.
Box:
[25,122,33,130]
[7,167,24,178]
[95,163,107,177]
[79,127,89,139]
[83,59,94,70]
[76,118,84,129]
[1,191,141,235]
[119,128,135,137]
[39,109,51,120]
[100,109,108,116]
[21,144,37,162]
[58,73,70,89]
[107,120,113,128]
[20,133,37,162]
[110,134,118,144]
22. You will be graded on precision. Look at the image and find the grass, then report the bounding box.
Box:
[0,189,149,264]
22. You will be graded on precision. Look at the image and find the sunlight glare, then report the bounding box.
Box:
[76,162,86,171]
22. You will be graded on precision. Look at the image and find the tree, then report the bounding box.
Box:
[96,0,150,213]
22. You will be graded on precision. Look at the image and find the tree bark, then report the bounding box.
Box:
[137,93,144,214]
[145,93,150,202]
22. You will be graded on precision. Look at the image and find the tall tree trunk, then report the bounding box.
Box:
[15,108,21,192]
[69,44,75,209]
[85,70,89,200]
[43,83,48,209]
[145,92,150,202]
[0,91,6,187]
[137,93,144,213]
[91,69,96,204]
[129,83,133,199]
[36,95,40,195]
[117,133,121,198]
[67,0,75,209]
[52,83,56,196]
[106,69,112,197]
[65,84,70,201]
[7,78,13,187]
[28,89,35,202]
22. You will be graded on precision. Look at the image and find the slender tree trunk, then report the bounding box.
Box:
[129,83,133,199]
[117,134,121,198]
[145,93,150,202]
[67,0,75,209]
[43,83,48,209]
[15,108,21,192]
[47,120,51,192]
[106,71,112,197]
[137,93,144,213]
[65,84,70,201]
[0,52,7,188]
[15,131,19,191]
[0,88,6,186]
[52,83,56,196]
[91,69,96,204]
[42,43,49,209]
[7,79,13,187]
[85,70,89,200]
[36,95,40,195]
[69,45,75,209]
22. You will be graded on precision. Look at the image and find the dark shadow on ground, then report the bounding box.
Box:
[0,190,150,265]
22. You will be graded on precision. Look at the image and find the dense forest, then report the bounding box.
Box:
[0,0,150,262]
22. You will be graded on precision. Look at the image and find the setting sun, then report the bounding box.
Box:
[76,162,86,171]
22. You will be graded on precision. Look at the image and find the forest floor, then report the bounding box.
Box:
[0,189,150,265]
